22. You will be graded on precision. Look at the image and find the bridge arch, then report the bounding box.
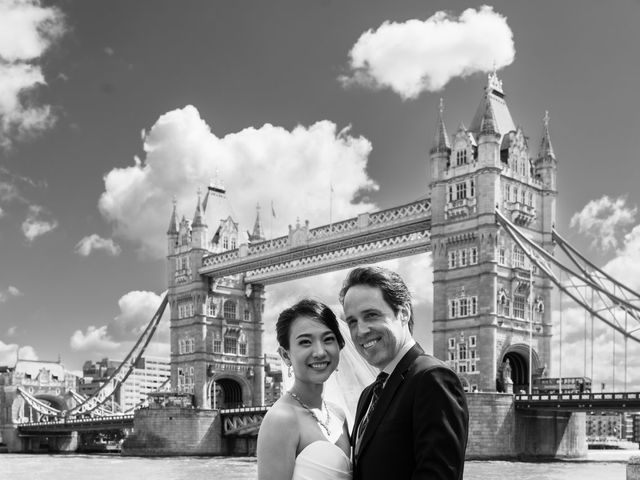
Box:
[208,375,252,409]
[500,343,541,393]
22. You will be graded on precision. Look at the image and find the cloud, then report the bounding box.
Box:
[0,0,66,149]
[7,326,17,336]
[104,46,115,56]
[570,195,637,251]
[603,224,640,292]
[69,290,169,360]
[110,290,169,343]
[340,6,515,99]
[98,105,376,258]
[70,325,120,353]
[0,285,22,303]
[75,234,122,257]
[0,340,38,365]
[21,204,57,241]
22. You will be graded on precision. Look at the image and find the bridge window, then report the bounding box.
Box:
[449,300,458,318]
[460,250,468,267]
[224,336,237,354]
[469,179,475,197]
[459,298,468,316]
[458,343,467,360]
[520,189,526,204]
[206,298,217,317]
[448,185,454,202]
[213,338,222,353]
[231,238,237,250]
[223,236,229,250]
[448,296,478,318]
[178,301,194,319]
[469,335,477,347]
[448,251,457,268]
[498,248,506,265]
[456,182,467,200]
[244,309,251,322]
[449,247,477,269]
[497,291,510,316]
[456,150,468,166]
[239,341,247,356]
[448,337,455,349]
[528,191,534,206]
[513,295,526,319]
[512,247,526,268]
[223,300,237,320]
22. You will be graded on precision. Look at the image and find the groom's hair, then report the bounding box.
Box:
[339,266,414,334]
[276,298,345,350]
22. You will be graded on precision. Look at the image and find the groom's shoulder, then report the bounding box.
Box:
[411,349,456,374]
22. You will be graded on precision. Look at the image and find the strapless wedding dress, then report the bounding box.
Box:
[292,440,352,480]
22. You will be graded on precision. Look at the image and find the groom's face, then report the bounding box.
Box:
[343,284,410,370]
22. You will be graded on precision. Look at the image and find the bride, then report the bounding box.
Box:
[257,299,375,480]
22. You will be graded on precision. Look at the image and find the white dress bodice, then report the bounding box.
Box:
[292,440,352,480]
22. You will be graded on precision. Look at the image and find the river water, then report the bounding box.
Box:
[0,450,634,479]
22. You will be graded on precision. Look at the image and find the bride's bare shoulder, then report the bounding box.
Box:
[261,396,299,431]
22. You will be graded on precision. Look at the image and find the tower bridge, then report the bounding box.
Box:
[4,71,640,458]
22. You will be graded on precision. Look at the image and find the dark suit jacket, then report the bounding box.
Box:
[352,343,468,480]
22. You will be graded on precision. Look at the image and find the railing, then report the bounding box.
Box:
[515,392,640,411]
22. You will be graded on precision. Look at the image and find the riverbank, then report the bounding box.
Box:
[1,451,634,480]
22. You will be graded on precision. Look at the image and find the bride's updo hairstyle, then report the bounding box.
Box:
[276,299,345,350]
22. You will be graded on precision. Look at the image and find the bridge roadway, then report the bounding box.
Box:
[515,392,640,411]
[19,393,640,438]
[16,406,270,436]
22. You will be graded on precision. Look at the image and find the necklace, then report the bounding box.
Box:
[288,391,331,436]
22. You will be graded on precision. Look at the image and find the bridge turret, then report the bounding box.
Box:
[476,100,501,168]
[167,198,179,256]
[191,189,208,250]
[248,203,265,244]
[429,98,451,183]
[534,111,557,191]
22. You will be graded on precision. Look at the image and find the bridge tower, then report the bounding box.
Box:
[167,190,265,408]
[430,73,557,393]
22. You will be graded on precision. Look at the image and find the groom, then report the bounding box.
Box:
[340,266,468,480]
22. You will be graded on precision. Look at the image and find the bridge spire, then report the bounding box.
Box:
[248,203,265,243]
[479,98,498,137]
[192,188,206,228]
[430,98,451,154]
[538,110,555,159]
[167,197,178,235]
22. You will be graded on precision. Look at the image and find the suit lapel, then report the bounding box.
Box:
[356,344,424,458]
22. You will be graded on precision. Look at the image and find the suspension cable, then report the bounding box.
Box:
[559,278,563,392]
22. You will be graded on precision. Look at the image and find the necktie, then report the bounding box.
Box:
[356,372,388,452]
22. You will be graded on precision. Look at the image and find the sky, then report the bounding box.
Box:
[1,0,640,390]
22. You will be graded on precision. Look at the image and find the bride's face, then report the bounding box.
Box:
[283,315,340,384]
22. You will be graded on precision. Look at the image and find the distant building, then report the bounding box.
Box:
[0,359,78,425]
[80,356,170,411]
[120,356,171,411]
[586,412,634,441]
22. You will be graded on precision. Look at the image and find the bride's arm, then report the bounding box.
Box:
[257,405,299,480]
